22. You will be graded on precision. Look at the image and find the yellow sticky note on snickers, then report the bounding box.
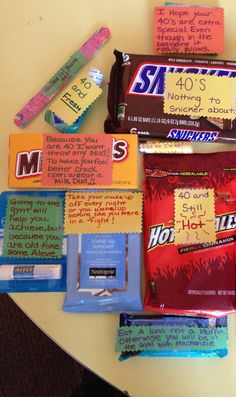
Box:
[164,73,236,120]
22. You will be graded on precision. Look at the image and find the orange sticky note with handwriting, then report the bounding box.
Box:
[49,75,102,124]
[174,188,216,245]
[154,6,224,54]
[41,134,112,186]
[64,191,143,234]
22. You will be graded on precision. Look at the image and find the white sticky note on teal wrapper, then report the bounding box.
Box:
[45,68,104,133]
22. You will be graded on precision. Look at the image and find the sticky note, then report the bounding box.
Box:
[154,6,224,54]
[164,73,236,120]
[139,140,193,154]
[9,134,138,190]
[41,134,112,186]
[115,325,228,352]
[174,188,216,245]
[64,192,143,234]
[49,75,102,124]
[3,196,64,258]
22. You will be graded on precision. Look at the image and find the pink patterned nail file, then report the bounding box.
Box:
[14,27,110,127]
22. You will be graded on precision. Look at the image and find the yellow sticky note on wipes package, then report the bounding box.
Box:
[64,191,143,234]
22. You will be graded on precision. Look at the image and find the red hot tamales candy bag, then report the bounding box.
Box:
[144,152,236,317]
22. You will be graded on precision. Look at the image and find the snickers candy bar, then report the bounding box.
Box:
[104,50,236,143]
[206,117,236,130]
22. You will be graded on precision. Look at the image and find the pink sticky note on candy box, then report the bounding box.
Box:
[154,6,224,54]
[41,134,113,187]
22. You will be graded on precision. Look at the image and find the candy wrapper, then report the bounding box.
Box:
[117,313,228,360]
[144,152,236,317]
[104,50,236,143]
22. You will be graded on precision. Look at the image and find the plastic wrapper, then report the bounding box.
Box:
[118,313,228,360]
[62,233,142,312]
[0,191,67,292]
[104,50,236,143]
[144,152,236,317]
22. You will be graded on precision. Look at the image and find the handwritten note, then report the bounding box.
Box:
[174,188,216,245]
[139,140,193,154]
[64,192,143,234]
[3,196,64,258]
[42,134,112,186]
[49,75,102,124]
[116,325,227,352]
[164,73,236,120]
[154,6,224,54]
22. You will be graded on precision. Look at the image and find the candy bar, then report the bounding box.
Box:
[105,51,236,143]
[118,313,228,360]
